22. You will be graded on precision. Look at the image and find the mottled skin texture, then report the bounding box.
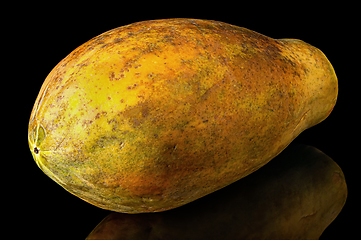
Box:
[28,19,338,213]
[86,145,347,240]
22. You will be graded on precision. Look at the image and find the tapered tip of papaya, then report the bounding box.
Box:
[280,38,338,128]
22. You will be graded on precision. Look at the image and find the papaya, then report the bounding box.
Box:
[86,144,347,240]
[28,19,338,213]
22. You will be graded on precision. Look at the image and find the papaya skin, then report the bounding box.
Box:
[28,19,338,213]
[86,144,347,240]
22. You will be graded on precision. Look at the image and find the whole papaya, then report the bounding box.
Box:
[28,19,338,213]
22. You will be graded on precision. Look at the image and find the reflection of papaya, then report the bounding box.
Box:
[86,144,347,240]
[28,19,337,213]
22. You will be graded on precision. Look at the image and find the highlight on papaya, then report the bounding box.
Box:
[28,19,338,213]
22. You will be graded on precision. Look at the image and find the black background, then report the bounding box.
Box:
[10,3,357,239]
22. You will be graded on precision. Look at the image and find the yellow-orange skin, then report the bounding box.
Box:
[28,19,337,213]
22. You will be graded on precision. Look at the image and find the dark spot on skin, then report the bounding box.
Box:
[142,106,149,117]
[95,111,107,119]
[56,95,64,102]
[113,38,123,43]
[91,136,121,152]
[109,72,115,81]
[34,147,39,154]
[133,119,141,126]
